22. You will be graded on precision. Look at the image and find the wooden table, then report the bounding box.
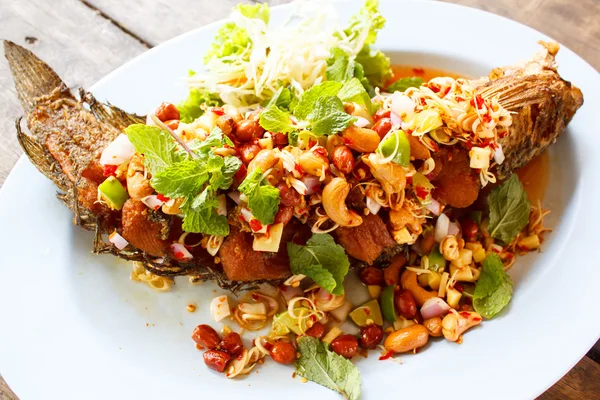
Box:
[0,0,598,398]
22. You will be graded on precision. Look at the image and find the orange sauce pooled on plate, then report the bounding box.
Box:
[387,65,550,203]
[516,152,550,204]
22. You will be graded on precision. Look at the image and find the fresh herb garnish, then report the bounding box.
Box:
[387,76,425,93]
[306,96,355,136]
[125,124,240,236]
[487,174,531,243]
[126,125,184,175]
[259,105,297,134]
[238,168,280,225]
[287,233,350,295]
[473,253,514,318]
[294,81,344,120]
[338,77,373,113]
[177,88,222,123]
[296,336,361,400]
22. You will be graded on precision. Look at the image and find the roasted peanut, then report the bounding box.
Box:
[270,342,297,364]
[371,117,393,139]
[192,324,221,349]
[442,310,482,342]
[162,197,184,215]
[216,115,236,136]
[298,148,329,177]
[331,145,355,175]
[395,289,417,319]
[423,317,443,337]
[330,335,359,359]
[126,153,153,199]
[326,135,344,156]
[305,322,325,339]
[219,332,244,356]
[203,350,231,373]
[322,178,363,227]
[359,325,384,349]
[235,119,264,142]
[155,102,180,122]
[165,119,180,130]
[239,143,261,164]
[248,149,278,174]
[341,125,381,153]
[273,205,293,225]
[400,270,437,307]
[384,324,429,353]
[440,235,460,261]
[276,182,302,207]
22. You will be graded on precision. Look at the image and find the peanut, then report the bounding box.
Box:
[384,324,429,353]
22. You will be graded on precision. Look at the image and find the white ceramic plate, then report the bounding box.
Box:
[1,1,599,399]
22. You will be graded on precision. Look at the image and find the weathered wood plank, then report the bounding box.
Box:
[440,0,600,70]
[538,356,600,400]
[82,0,260,46]
[0,0,148,186]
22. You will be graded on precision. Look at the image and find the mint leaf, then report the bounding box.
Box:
[238,168,280,225]
[182,201,229,236]
[150,159,208,198]
[259,105,296,133]
[177,88,222,123]
[338,77,372,113]
[296,337,361,400]
[294,81,343,120]
[488,174,531,243]
[307,96,355,136]
[473,254,513,318]
[387,77,424,93]
[194,127,227,156]
[125,124,184,175]
[209,155,241,190]
[287,233,350,295]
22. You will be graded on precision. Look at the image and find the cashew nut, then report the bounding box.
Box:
[162,197,184,215]
[423,317,443,337]
[322,178,363,227]
[442,310,482,342]
[126,153,153,199]
[341,125,380,153]
[362,153,406,195]
[400,270,438,307]
[440,235,460,261]
[389,207,423,234]
[384,324,429,353]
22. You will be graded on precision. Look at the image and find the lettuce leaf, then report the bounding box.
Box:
[177,88,222,123]
[387,77,424,93]
[355,45,391,89]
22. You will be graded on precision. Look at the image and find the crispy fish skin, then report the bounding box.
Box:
[478,42,583,177]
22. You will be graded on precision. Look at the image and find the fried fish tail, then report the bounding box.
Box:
[477,41,584,177]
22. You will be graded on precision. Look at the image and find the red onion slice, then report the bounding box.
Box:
[100,134,136,166]
[426,198,442,216]
[228,191,242,205]
[435,213,450,242]
[170,243,193,260]
[108,231,129,250]
[302,175,321,195]
[448,221,461,236]
[141,195,164,211]
[280,285,303,302]
[420,297,451,319]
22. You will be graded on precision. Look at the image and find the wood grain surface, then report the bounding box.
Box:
[0,0,598,399]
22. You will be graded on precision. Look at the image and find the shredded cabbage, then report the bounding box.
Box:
[188,0,387,108]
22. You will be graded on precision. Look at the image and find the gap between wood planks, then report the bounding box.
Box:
[78,0,153,48]
[77,0,267,49]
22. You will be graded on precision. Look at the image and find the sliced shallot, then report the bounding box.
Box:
[420,297,451,319]
[108,231,129,250]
